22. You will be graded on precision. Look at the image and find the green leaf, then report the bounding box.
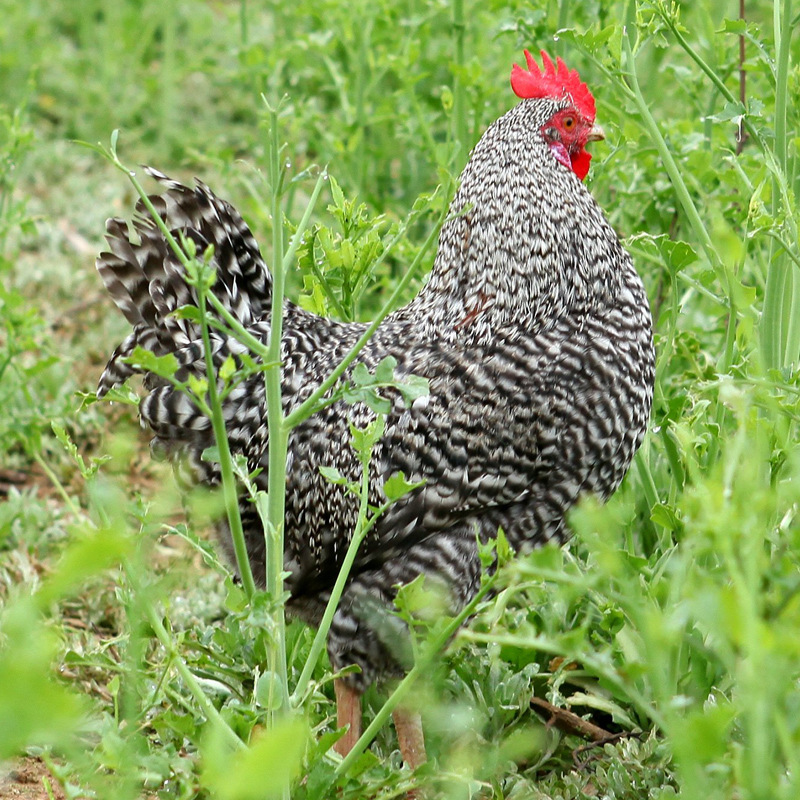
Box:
[224,578,248,613]
[319,465,347,485]
[362,388,392,415]
[201,717,307,800]
[650,502,680,531]
[394,573,450,623]
[173,304,202,321]
[202,446,221,463]
[187,374,208,397]
[566,692,639,730]
[374,355,397,384]
[219,354,237,383]
[708,101,746,124]
[124,346,179,380]
[349,416,385,461]
[305,756,338,800]
[397,374,430,405]
[255,671,284,710]
[719,18,747,34]
[328,173,345,210]
[0,600,85,759]
[383,471,425,502]
[494,527,513,567]
[351,362,372,387]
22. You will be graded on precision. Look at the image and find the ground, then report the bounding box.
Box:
[1,758,66,800]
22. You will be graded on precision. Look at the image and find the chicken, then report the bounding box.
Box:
[96,50,655,766]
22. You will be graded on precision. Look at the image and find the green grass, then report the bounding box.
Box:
[1,0,800,798]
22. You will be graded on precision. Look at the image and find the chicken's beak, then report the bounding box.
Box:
[586,124,606,143]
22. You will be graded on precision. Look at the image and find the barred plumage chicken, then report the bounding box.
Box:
[97,51,654,764]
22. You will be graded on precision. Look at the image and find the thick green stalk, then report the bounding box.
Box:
[196,282,258,599]
[263,103,291,726]
[290,447,374,706]
[762,0,791,369]
[772,0,798,367]
[634,447,660,516]
[773,1,792,175]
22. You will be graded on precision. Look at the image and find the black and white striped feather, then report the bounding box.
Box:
[97,99,654,688]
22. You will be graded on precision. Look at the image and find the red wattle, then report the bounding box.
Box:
[571,149,592,181]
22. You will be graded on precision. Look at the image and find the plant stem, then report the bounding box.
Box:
[263,101,291,726]
[281,172,327,275]
[201,158,325,360]
[736,0,748,154]
[290,447,393,706]
[32,452,83,520]
[283,211,444,430]
[760,0,795,369]
[196,275,258,599]
[290,479,371,707]
[773,0,799,367]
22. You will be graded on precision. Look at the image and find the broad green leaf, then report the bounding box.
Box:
[397,374,430,405]
[0,601,85,758]
[219,354,237,383]
[201,718,307,800]
[383,471,425,502]
[319,464,347,485]
[255,670,284,710]
[124,346,179,380]
[374,355,397,384]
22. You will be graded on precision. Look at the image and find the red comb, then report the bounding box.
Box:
[511,50,596,123]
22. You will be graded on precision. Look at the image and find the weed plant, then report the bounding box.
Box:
[1,1,799,799]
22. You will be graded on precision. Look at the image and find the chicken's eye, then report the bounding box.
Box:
[562,116,576,130]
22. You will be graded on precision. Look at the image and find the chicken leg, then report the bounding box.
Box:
[333,678,427,768]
